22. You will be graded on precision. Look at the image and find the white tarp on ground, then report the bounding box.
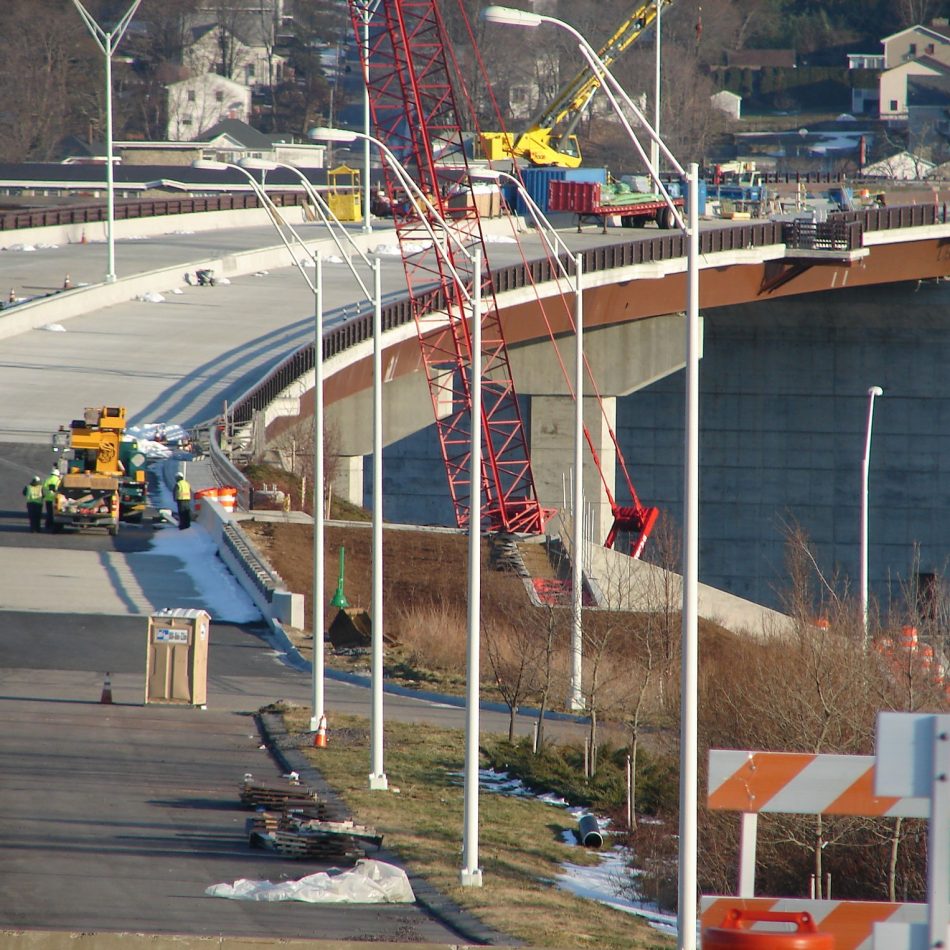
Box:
[205,859,415,903]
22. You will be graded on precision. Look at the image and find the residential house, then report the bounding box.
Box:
[881,21,950,69]
[879,56,950,121]
[199,118,325,168]
[183,15,287,90]
[166,74,251,142]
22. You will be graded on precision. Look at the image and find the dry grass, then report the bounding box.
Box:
[280,706,674,950]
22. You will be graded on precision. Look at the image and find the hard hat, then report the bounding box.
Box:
[31,475,40,483]
[175,472,184,480]
[51,466,58,474]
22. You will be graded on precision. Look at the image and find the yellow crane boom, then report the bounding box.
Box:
[482,0,672,167]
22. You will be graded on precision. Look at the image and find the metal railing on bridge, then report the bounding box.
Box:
[0,192,310,232]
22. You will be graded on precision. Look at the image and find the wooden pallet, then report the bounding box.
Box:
[239,779,319,809]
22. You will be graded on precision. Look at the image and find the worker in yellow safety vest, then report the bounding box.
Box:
[174,472,192,530]
[42,467,61,531]
[23,475,43,533]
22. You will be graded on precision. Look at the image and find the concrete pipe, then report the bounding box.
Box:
[577,814,603,848]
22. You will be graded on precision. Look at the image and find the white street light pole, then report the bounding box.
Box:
[71,0,141,285]
[315,127,486,879]
[458,165,586,711]
[193,157,329,732]
[571,253,585,714]
[861,386,884,647]
[312,253,326,732]
[678,161,701,950]
[461,249,483,888]
[481,12,702,945]
[369,257,388,790]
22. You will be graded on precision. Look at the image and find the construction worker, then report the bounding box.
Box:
[42,466,61,531]
[174,472,192,529]
[23,476,43,533]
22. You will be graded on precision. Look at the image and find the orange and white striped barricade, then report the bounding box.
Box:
[706,726,938,950]
[699,897,925,950]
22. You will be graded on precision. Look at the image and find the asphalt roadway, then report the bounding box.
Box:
[0,219,596,946]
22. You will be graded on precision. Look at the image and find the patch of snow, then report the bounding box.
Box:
[38,323,66,332]
[217,276,231,285]
[171,287,183,295]
[484,233,516,243]
[140,515,261,623]
[7,244,37,252]
[135,291,166,303]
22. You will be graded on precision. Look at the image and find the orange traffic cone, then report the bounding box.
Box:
[313,714,328,748]
[100,672,113,705]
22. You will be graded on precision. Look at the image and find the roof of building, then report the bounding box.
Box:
[881,22,950,44]
[197,119,276,149]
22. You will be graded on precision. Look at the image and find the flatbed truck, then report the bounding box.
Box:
[548,180,684,233]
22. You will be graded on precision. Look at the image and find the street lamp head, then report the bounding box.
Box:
[239,157,279,171]
[481,5,543,27]
[308,126,359,144]
[868,386,884,397]
[192,159,230,171]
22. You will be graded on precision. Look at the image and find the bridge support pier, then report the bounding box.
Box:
[333,456,364,507]
[530,395,616,543]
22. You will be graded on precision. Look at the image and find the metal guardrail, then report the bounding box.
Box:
[0,192,309,232]
[222,522,282,603]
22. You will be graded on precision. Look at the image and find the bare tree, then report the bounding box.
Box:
[484,603,542,742]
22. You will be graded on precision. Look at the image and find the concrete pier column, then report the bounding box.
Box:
[333,455,364,507]
[530,395,617,543]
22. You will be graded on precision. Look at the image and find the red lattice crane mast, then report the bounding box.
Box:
[346,0,659,557]
[347,0,548,535]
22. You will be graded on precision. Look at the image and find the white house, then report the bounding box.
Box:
[166,74,251,142]
[183,17,287,89]
[881,22,950,69]
[879,56,950,120]
[711,90,741,120]
[862,150,935,179]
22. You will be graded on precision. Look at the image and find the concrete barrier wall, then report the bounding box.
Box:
[0,206,287,250]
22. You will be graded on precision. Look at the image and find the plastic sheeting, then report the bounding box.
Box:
[205,859,416,904]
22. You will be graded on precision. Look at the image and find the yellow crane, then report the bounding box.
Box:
[481,0,673,168]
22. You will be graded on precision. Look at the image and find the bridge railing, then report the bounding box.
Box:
[0,192,309,231]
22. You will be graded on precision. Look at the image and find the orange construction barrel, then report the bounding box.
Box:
[703,910,834,949]
[217,486,237,513]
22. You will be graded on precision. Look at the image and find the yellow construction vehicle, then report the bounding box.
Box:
[480,0,673,167]
[51,406,148,533]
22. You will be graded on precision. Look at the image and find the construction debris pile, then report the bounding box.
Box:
[240,774,382,861]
